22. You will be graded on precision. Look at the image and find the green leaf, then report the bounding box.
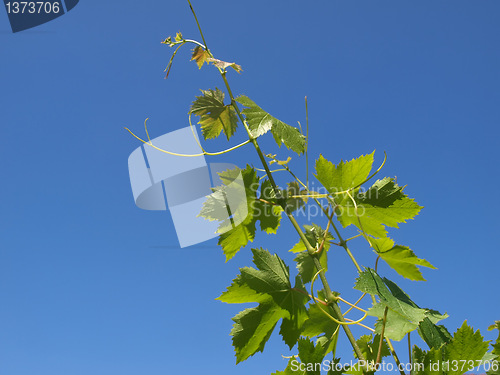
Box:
[239,248,291,298]
[236,95,306,154]
[370,237,436,281]
[231,300,289,363]
[255,179,282,234]
[191,45,210,68]
[214,166,259,260]
[326,358,344,375]
[218,223,256,261]
[445,321,490,375]
[359,176,406,205]
[279,276,309,349]
[412,321,490,375]
[489,321,500,356]
[488,323,500,375]
[354,269,447,341]
[338,177,423,238]
[313,153,419,239]
[314,153,374,194]
[260,178,276,199]
[255,201,282,234]
[217,274,269,304]
[355,334,390,363]
[412,345,444,375]
[418,318,452,349]
[190,88,238,141]
[218,249,308,361]
[301,302,340,356]
[198,166,250,223]
[241,249,308,315]
[343,361,374,375]
[372,307,423,342]
[294,251,328,285]
[296,338,327,375]
[271,358,302,375]
[199,165,258,261]
[197,187,230,222]
[200,167,283,260]
[302,303,339,339]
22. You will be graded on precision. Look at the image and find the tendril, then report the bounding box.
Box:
[125,118,250,157]
[310,270,368,326]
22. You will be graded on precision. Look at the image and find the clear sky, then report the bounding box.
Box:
[1,1,499,374]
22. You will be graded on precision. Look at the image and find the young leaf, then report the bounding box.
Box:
[370,237,436,281]
[191,45,210,68]
[161,36,173,46]
[207,57,243,73]
[190,88,238,141]
[236,95,306,154]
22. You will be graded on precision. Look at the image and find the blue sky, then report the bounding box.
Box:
[1,1,499,374]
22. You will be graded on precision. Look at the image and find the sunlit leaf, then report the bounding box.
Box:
[236,95,306,154]
[338,177,422,238]
[315,153,374,195]
[370,237,436,281]
[191,45,211,68]
[190,88,238,140]
[207,57,243,73]
[218,249,308,362]
[355,269,447,341]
